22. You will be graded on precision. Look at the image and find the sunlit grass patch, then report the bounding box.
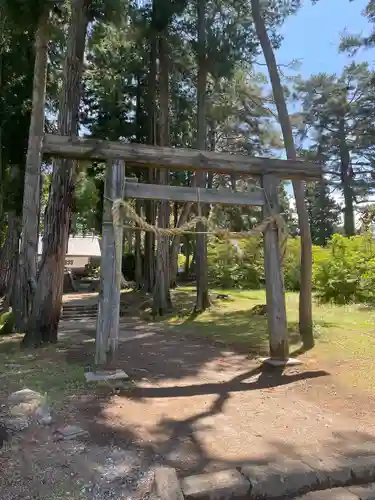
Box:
[154,287,375,393]
[0,334,86,408]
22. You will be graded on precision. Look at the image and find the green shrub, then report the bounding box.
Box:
[206,235,331,292]
[283,237,301,291]
[207,239,247,288]
[206,232,375,304]
[0,310,15,335]
[177,253,186,272]
[282,238,330,292]
[313,233,375,304]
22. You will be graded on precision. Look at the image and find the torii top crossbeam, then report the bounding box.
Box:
[42,134,322,180]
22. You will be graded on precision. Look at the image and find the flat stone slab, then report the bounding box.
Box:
[84,369,129,382]
[348,483,375,499]
[55,425,89,441]
[295,488,360,499]
[181,469,250,499]
[153,467,184,500]
[241,460,319,499]
[259,357,303,367]
[302,455,375,487]
[241,456,375,499]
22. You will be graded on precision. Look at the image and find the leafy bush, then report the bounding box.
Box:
[282,238,330,291]
[193,232,375,304]
[177,253,186,272]
[0,310,15,336]
[206,235,330,292]
[314,233,375,304]
[207,239,247,288]
[207,236,264,289]
[283,238,301,291]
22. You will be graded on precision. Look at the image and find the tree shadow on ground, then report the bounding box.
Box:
[11,321,370,484]
[163,308,335,355]
[71,353,375,480]
[124,367,329,401]
[3,319,374,494]
[73,359,330,476]
[56,301,374,480]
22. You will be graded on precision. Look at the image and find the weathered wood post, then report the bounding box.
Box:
[262,173,289,361]
[95,159,125,368]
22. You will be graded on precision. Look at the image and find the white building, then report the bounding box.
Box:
[38,235,101,272]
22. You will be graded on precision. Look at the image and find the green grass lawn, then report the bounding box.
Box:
[2,287,375,400]
[0,334,87,408]
[155,287,375,393]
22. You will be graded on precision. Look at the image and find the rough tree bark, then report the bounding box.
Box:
[0,13,3,237]
[251,0,314,349]
[134,73,144,289]
[144,35,157,293]
[168,98,217,289]
[339,118,355,236]
[153,33,172,316]
[169,200,193,287]
[0,166,22,302]
[13,7,49,332]
[0,214,21,305]
[24,0,90,346]
[194,0,210,313]
[135,199,143,289]
[184,236,191,277]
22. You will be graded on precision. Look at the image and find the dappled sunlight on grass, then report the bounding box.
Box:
[160,287,375,392]
[0,335,86,408]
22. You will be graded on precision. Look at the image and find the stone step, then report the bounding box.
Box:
[61,308,97,319]
[295,483,375,499]
[62,305,97,310]
[61,305,98,316]
[167,455,375,500]
[61,305,127,320]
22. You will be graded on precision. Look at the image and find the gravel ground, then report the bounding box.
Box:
[0,424,157,500]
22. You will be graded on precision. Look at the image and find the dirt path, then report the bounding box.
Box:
[73,317,375,478]
[3,307,375,499]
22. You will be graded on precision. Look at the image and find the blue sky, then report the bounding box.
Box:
[264,0,373,207]
[276,0,371,77]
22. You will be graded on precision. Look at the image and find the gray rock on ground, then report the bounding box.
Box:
[54,425,89,441]
[1,388,52,432]
[295,483,375,499]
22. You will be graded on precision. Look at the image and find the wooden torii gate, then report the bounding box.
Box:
[43,134,322,369]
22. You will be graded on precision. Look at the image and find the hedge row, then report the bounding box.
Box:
[205,233,375,305]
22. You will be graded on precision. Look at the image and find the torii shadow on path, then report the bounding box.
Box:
[125,366,329,474]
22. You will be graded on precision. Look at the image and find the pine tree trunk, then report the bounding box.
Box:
[195,0,210,313]
[0,4,4,238]
[0,133,4,248]
[0,165,22,306]
[184,237,191,277]
[144,36,157,293]
[24,0,89,347]
[134,75,144,290]
[169,201,193,287]
[135,199,143,289]
[339,118,355,236]
[343,183,355,236]
[153,34,172,316]
[0,212,21,301]
[251,0,314,349]
[13,7,49,332]
[0,120,3,240]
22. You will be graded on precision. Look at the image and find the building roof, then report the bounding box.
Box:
[38,236,101,257]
